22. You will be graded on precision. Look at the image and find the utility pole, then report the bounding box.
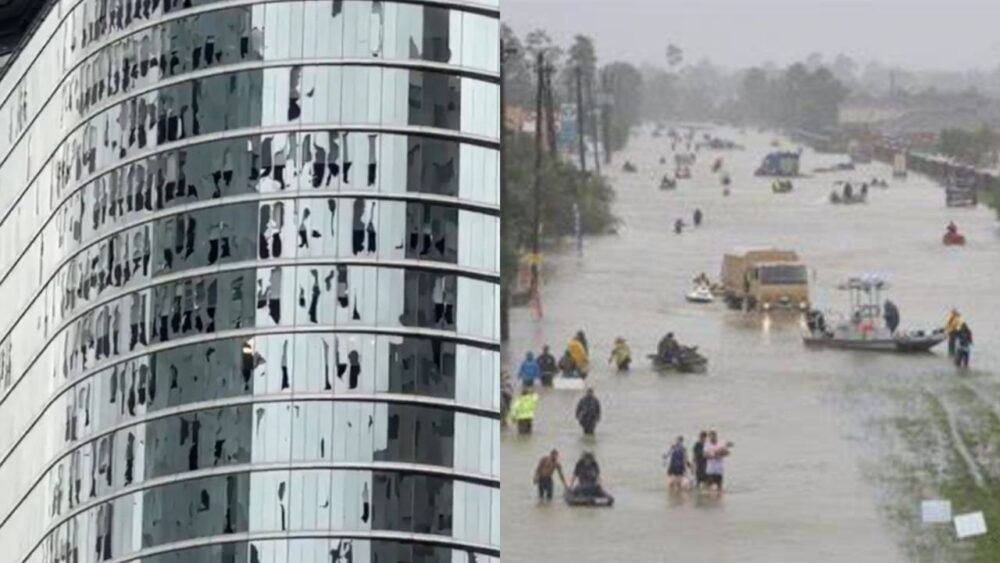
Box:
[575,66,588,175]
[530,51,545,308]
[588,75,602,177]
[544,65,558,154]
[601,72,613,164]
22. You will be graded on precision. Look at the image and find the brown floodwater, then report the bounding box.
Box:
[501,125,1000,562]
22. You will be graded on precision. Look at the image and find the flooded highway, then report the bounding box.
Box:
[501,126,1000,562]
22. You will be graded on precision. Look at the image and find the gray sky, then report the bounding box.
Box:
[503,0,1000,71]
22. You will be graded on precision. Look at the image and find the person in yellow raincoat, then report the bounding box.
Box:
[509,388,539,435]
[945,308,963,357]
[567,336,590,378]
[608,337,631,372]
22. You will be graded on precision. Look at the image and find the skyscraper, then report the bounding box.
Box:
[0,1,500,562]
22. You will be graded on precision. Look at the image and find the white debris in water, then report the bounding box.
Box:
[953,512,987,539]
[920,500,952,524]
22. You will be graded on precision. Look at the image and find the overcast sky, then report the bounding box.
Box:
[503,0,1000,71]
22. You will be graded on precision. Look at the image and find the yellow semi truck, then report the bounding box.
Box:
[720,248,809,311]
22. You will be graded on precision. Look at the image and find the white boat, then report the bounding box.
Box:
[803,275,945,353]
[686,285,714,303]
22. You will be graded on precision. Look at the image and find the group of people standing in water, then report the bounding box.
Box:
[664,431,734,495]
[503,330,614,436]
[505,328,734,508]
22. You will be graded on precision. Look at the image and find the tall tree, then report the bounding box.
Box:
[500,25,533,107]
[601,62,643,152]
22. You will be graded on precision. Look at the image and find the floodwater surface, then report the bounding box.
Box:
[502,126,1000,562]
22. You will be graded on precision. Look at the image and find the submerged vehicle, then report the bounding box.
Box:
[830,182,867,204]
[720,248,809,311]
[945,187,978,207]
[756,151,801,177]
[803,276,946,353]
[813,162,855,173]
[893,152,908,179]
[848,141,873,164]
[829,191,867,204]
[772,180,793,193]
[648,347,708,374]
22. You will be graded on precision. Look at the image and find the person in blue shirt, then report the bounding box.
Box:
[518,352,541,388]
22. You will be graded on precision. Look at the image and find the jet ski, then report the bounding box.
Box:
[648,347,708,374]
[686,285,714,303]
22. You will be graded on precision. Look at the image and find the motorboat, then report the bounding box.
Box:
[772,180,793,193]
[829,191,867,204]
[804,328,946,352]
[565,489,615,507]
[686,285,715,304]
[647,347,708,374]
[660,175,677,190]
[943,231,966,246]
[803,275,946,353]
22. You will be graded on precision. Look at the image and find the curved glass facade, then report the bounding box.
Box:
[0,1,500,562]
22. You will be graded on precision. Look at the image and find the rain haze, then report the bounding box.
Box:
[502,0,1000,561]
[503,0,1000,70]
